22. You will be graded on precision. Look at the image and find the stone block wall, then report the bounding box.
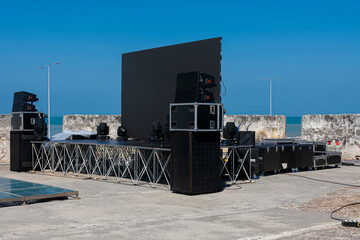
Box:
[0,114,290,163]
[63,115,122,139]
[0,115,10,163]
[224,115,286,141]
[301,114,360,159]
[63,114,286,142]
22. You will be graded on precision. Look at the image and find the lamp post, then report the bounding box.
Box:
[40,62,59,138]
[260,78,280,116]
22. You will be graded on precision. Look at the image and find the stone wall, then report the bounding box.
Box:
[224,115,286,141]
[0,114,286,163]
[301,114,360,159]
[63,114,286,141]
[0,115,10,163]
[2,113,357,162]
[63,115,122,139]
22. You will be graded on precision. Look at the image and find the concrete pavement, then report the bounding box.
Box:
[0,164,359,239]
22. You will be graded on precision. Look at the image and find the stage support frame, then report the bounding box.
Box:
[220,145,253,184]
[32,141,171,189]
[32,141,253,190]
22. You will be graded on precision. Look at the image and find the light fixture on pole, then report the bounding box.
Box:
[40,62,59,138]
[260,78,281,116]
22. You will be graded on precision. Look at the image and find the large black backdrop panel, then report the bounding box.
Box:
[121,37,222,139]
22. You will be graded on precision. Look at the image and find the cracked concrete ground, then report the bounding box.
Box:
[0,164,359,240]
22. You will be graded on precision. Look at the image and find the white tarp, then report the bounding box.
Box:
[51,129,96,140]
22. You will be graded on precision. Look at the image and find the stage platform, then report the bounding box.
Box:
[0,176,78,205]
[38,139,171,150]
[31,140,253,189]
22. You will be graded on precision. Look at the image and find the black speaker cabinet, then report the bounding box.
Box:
[175,72,216,103]
[238,131,255,147]
[12,91,38,112]
[10,131,36,172]
[170,131,220,194]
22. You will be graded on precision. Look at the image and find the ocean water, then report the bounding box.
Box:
[48,116,303,137]
[47,116,63,136]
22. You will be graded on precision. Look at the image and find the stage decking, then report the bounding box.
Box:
[0,176,78,204]
[36,139,171,150]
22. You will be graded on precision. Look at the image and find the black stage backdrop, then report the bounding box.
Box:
[121,37,222,139]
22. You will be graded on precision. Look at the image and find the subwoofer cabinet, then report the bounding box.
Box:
[10,131,36,172]
[170,131,220,194]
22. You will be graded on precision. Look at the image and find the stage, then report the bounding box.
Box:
[31,140,253,189]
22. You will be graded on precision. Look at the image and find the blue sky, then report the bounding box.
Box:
[1,0,359,116]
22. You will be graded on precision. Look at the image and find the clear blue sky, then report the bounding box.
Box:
[1,0,359,116]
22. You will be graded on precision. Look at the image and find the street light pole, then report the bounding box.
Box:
[40,62,59,138]
[260,78,280,116]
[270,79,272,115]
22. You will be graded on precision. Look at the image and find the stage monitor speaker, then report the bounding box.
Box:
[170,131,220,194]
[10,131,35,172]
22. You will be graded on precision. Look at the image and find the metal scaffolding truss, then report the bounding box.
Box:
[220,145,253,184]
[32,141,253,190]
[32,141,171,189]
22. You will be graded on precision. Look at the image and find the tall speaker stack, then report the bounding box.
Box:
[170,72,223,194]
[10,91,47,172]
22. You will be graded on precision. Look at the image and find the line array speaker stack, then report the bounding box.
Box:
[170,72,223,194]
[10,91,47,172]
